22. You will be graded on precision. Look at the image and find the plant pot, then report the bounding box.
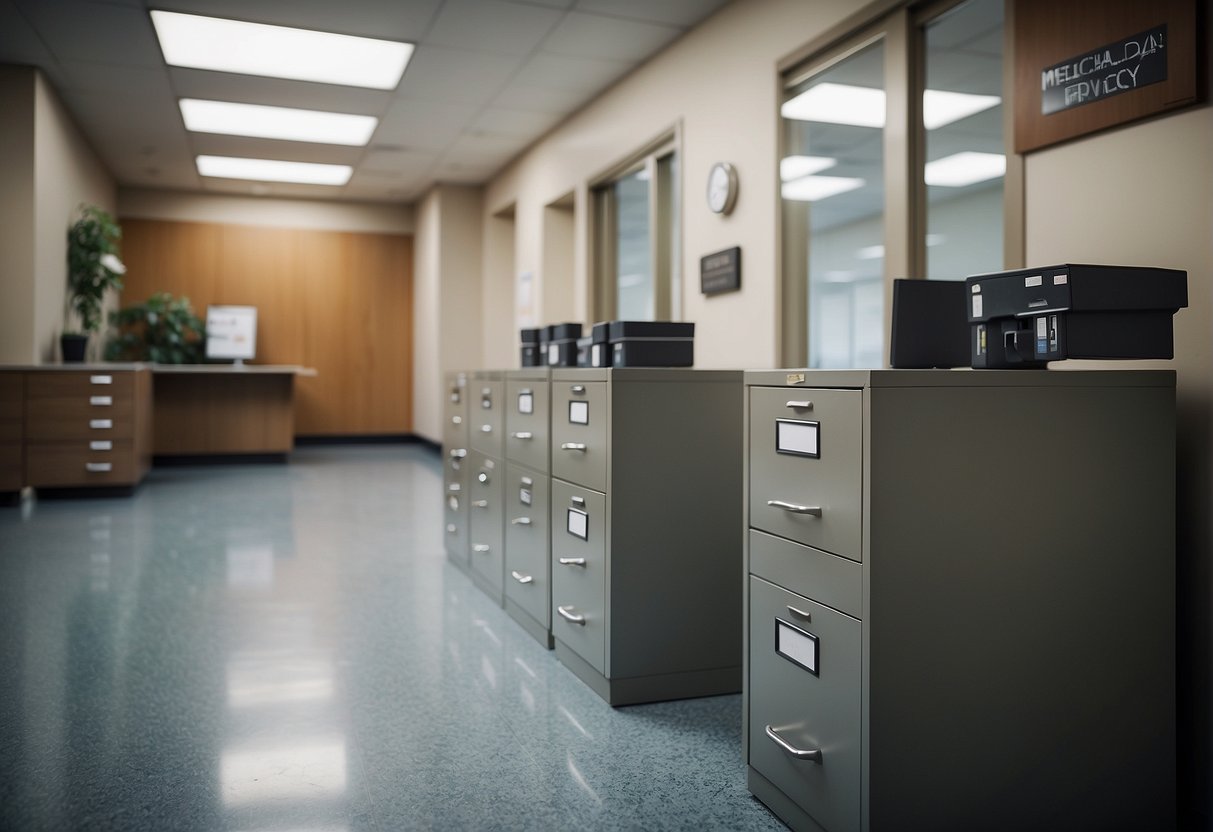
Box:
[61,333,88,363]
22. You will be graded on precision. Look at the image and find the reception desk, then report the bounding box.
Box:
[152,365,316,457]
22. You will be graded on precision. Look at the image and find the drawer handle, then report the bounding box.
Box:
[511,431,533,440]
[449,448,467,459]
[765,725,823,764]
[90,375,112,385]
[447,483,462,493]
[561,443,587,451]
[472,500,488,508]
[90,395,113,406]
[480,425,492,433]
[511,571,533,585]
[557,605,586,625]
[90,419,113,430]
[90,440,113,451]
[446,524,457,533]
[767,500,823,517]
[785,400,813,410]
[472,544,490,553]
[558,557,586,567]
[571,385,586,395]
[452,415,462,425]
[85,462,113,473]
[787,606,812,622]
[511,517,531,526]
[570,496,585,506]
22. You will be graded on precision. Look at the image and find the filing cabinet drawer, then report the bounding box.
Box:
[469,381,505,457]
[550,381,607,492]
[26,440,137,487]
[443,373,469,450]
[749,576,861,832]
[24,401,133,441]
[0,442,22,491]
[0,373,22,442]
[468,451,505,596]
[444,460,469,567]
[505,380,550,473]
[749,386,862,561]
[26,370,134,401]
[504,464,550,627]
[749,530,862,619]
[550,478,606,674]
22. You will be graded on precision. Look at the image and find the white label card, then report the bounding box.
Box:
[569,401,589,425]
[776,419,819,458]
[520,488,532,506]
[518,392,534,414]
[567,508,588,540]
[591,344,601,366]
[972,295,983,318]
[548,344,559,364]
[776,620,819,675]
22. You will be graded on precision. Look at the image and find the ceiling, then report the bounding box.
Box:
[0,0,730,202]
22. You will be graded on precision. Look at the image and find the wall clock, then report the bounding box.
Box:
[706,162,738,215]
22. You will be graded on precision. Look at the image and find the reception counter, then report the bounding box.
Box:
[151,364,316,457]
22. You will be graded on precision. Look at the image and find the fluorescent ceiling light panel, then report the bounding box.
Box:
[180,99,377,146]
[922,89,1001,129]
[196,155,352,186]
[151,10,413,89]
[783,84,1002,130]
[780,155,836,180]
[781,175,866,202]
[924,152,1006,187]
[781,82,885,127]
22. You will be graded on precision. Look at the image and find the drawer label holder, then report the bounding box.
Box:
[567,507,588,540]
[776,418,820,458]
[776,619,819,676]
[568,400,589,425]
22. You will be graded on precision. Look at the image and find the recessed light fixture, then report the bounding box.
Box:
[780,155,837,180]
[180,99,378,146]
[781,175,866,202]
[924,151,1006,187]
[196,155,353,186]
[151,10,413,90]
[782,83,1001,130]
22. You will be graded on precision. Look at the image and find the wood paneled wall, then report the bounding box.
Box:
[119,218,412,436]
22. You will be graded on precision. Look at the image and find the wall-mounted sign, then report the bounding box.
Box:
[1013,0,1202,154]
[700,246,741,296]
[1041,26,1167,115]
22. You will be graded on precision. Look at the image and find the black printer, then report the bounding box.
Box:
[965,264,1187,368]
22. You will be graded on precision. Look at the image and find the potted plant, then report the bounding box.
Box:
[64,204,126,362]
[105,292,206,364]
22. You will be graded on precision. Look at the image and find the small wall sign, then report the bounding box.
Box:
[1041,26,1167,115]
[700,246,741,296]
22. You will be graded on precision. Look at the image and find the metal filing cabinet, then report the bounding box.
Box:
[549,368,743,705]
[442,372,470,570]
[503,368,553,648]
[468,371,506,603]
[742,370,1177,832]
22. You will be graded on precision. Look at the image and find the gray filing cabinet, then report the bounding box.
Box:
[442,372,469,570]
[550,368,743,705]
[503,368,553,648]
[468,371,506,604]
[743,370,1176,832]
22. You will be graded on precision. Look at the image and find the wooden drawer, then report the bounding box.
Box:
[26,440,136,487]
[0,442,22,491]
[749,386,863,561]
[550,380,607,492]
[25,398,134,441]
[26,370,134,401]
[0,374,23,442]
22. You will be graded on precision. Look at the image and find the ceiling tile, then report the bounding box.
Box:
[378,98,479,152]
[148,0,441,41]
[445,132,529,161]
[425,0,564,55]
[511,52,633,93]
[573,0,728,28]
[469,107,562,138]
[542,11,681,62]
[360,147,439,176]
[57,62,172,97]
[16,0,162,68]
[0,1,55,65]
[434,161,500,183]
[490,83,586,114]
[395,44,525,107]
[167,68,392,116]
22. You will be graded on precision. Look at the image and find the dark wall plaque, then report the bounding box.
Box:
[701,246,741,296]
[1041,26,1168,115]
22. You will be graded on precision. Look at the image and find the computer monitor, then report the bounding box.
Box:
[889,279,969,369]
[206,305,257,364]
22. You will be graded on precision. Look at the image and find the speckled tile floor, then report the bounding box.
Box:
[0,445,784,831]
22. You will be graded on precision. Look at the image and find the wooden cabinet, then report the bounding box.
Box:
[0,372,23,492]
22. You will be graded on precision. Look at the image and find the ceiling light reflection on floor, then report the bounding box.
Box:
[220,741,347,806]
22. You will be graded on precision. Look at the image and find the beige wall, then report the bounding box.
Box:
[1025,105,1213,824]
[0,67,36,364]
[412,184,485,443]
[33,71,116,363]
[119,187,415,235]
[482,0,864,370]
